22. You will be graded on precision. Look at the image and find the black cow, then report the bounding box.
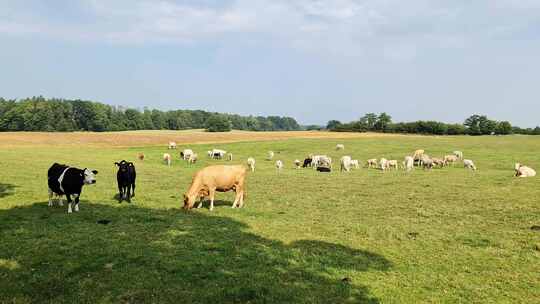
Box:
[115,160,136,203]
[47,163,98,213]
[302,158,313,168]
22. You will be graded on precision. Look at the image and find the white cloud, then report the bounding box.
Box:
[0,0,538,57]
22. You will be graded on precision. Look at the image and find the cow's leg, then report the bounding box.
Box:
[73,194,80,212]
[48,188,53,206]
[197,197,204,209]
[232,190,240,208]
[126,185,131,203]
[118,185,123,202]
[131,183,135,198]
[57,194,64,206]
[66,194,73,213]
[208,188,216,211]
[238,189,245,208]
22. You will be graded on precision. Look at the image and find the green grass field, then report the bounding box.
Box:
[1,133,539,303]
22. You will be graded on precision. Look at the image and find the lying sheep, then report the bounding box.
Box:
[515,163,536,177]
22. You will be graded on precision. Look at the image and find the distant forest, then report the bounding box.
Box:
[0,97,300,132]
[326,113,540,135]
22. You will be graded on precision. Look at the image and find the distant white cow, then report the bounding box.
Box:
[403,156,414,172]
[181,149,194,160]
[267,151,275,161]
[336,144,345,151]
[350,160,360,169]
[340,156,352,172]
[275,160,283,172]
[163,153,172,166]
[247,157,256,172]
[515,163,536,177]
[464,159,477,171]
[168,142,177,149]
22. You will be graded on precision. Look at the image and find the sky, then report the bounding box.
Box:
[1,0,539,126]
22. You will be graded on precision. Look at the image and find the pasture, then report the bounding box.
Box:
[0,131,539,303]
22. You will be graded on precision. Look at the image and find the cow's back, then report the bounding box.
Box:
[195,165,246,189]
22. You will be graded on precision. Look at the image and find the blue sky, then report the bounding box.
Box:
[1,0,539,126]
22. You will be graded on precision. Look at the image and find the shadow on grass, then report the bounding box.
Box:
[0,183,16,198]
[0,203,391,303]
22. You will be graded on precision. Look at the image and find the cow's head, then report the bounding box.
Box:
[83,168,98,184]
[115,160,132,174]
[183,193,196,210]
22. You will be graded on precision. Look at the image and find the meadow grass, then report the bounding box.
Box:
[0,133,539,303]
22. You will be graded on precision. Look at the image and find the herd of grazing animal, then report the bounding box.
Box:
[45,142,536,214]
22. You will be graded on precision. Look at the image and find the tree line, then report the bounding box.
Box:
[0,97,300,132]
[327,113,540,135]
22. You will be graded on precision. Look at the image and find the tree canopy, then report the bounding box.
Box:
[0,97,300,132]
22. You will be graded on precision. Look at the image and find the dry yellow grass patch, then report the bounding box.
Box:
[0,130,412,148]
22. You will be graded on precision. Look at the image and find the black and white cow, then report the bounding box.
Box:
[302,158,313,168]
[47,163,98,213]
[115,160,136,203]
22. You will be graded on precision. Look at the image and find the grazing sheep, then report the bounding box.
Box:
[464,159,477,171]
[432,157,445,168]
[387,160,399,170]
[210,149,227,159]
[275,160,283,172]
[137,153,145,161]
[188,153,198,164]
[421,155,433,170]
[340,156,352,172]
[247,157,256,172]
[366,159,378,168]
[350,160,360,169]
[163,153,172,166]
[515,163,536,177]
[294,159,301,169]
[168,142,177,149]
[403,156,414,172]
[336,144,345,150]
[413,149,425,165]
[207,150,213,158]
[267,151,275,161]
[453,151,464,160]
[227,153,233,161]
[444,155,459,166]
[379,158,388,171]
[181,149,194,160]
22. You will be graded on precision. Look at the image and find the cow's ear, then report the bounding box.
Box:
[128,162,134,166]
[114,162,119,166]
[92,170,98,175]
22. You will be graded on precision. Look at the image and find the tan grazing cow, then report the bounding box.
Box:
[183,165,247,211]
[515,163,536,177]
[168,142,177,149]
[340,156,352,172]
[453,151,463,160]
[432,157,445,168]
[413,149,425,160]
[138,153,145,161]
